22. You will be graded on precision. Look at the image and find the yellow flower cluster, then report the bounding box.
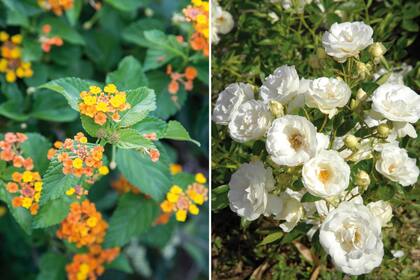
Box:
[0,32,33,83]
[9,171,43,215]
[160,173,208,222]
[79,84,130,126]
[183,0,209,56]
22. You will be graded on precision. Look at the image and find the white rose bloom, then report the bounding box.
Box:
[320,202,384,275]
[266,115,318,166]
[322,22,373,63]
[367,201,392,227]
[228,160,275,221]
[316,132,330,153]
[302,150,350,198]
[212,83,254,125]
[228,100,273,143]
[371,83,420,123]
[375,143,419,186]
[306,77,351,118]
[266,189,304,232]
[287,78,311,114]
[260,65,300,104]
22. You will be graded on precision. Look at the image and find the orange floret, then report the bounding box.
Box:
[57,200,109,248]
[79,84,130,126]
[66,246,120,280]
[38,0,74,16]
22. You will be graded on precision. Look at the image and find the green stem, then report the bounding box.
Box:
[319,114,328,132]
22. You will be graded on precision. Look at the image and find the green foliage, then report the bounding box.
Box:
[0,0,209,279]
[105,194,160,247]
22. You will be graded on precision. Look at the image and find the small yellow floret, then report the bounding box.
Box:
[73,158,83,169]
[176,210,187,222]
[195,173,207,184]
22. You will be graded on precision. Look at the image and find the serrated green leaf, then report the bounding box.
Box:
[39,77,91,111]
[36,252,67,280]
[115,148,170,201]
[132,116,167,139]
[104,194,159,247]
[139,218,176,248]
[120,87,156,127]
[259,231,283,246]
[40,158,79,204]
[122,19,165,47]
[20,133,51,174]
[163,120,200,146]
[33,197,72,228]
[106,56,148,90]
[117,128,154,150]
[31,89,79,122]
[80,115,101,137]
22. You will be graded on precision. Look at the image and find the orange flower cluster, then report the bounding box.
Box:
[8,171,42,215]
[0,133,41,215]
[57,200,120,280]
[0,132,33,169]
[79,84,130,126]
[47,133,109,184]
[111,175,141,195]
[0,32,33,83]
[160,173,208,222]
[183,0,209,56]
[147,148,160,163]
[40,24,63,52]
[66,245,120,280]
[166,65,198,98]
[38,0,74,15]
[57,200,108,247]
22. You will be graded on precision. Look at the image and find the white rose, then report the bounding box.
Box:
[375,143,419,186]
[367,201,392,227]
[228,100,273,143]
[272,0,312,13]
[211,1,234,45]
[212,83,254,125]
[260,65,300,104]
[266,188,304,232]
[287,78,311,114]
[320,202,384,275]
[266,115,318,166]
[322,21,373,63]
[302,150,350,198]
[228,160,275,221]
[371,83,420,123]
[316,132,330,153]
[306,77,351,118]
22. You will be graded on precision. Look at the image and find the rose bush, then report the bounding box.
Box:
[0,1,209,279]
[211,0,420,279]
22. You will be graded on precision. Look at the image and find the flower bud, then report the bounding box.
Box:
[350,99,358,111]
[356,88,368,102]
[356,62,371,79]
[316,48,327,59]
[269,100,284,118]
[355,170,370,190]
[369,42,387,58]
[109,161,117,170]
[344,134,359,150]
[27,87,35,95]
[377,123,391,138]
